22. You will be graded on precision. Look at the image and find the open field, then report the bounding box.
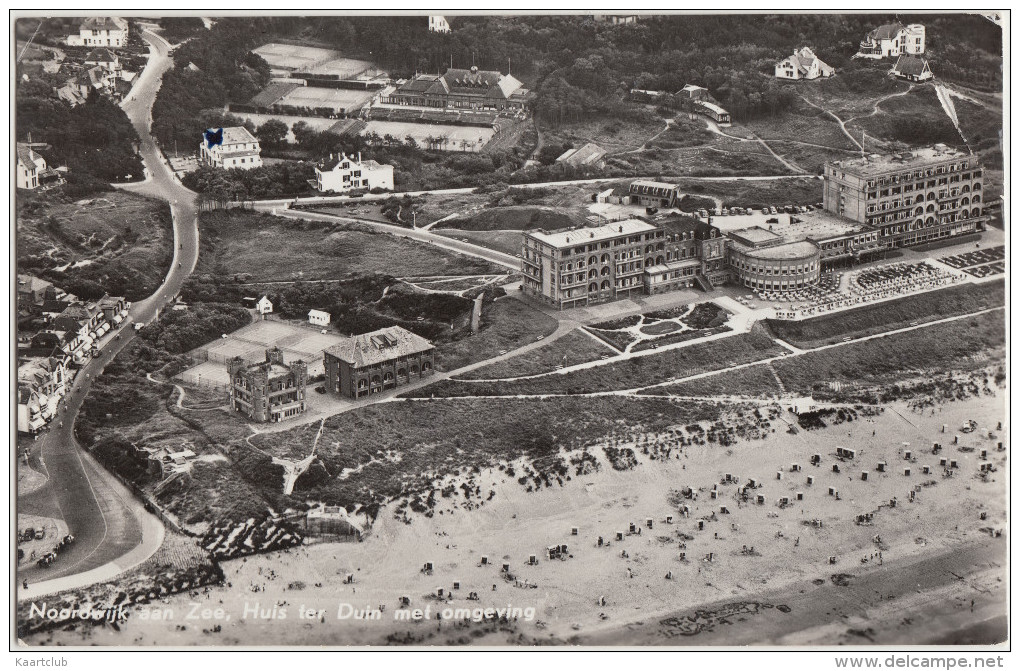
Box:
[642,362,784,399]
[179,318,349,386]
[437,206,581,231]
[409,326,786,397]
[766,280,1005,349]
[772,310,1006,399]
[16,189,172,301]
[742,106,859,151]
[434,297,559,372]
[363,120,496,151]
[457,328,616,380]
[616,143,796,177]
[541,116,670,154]
[196,210,504,281]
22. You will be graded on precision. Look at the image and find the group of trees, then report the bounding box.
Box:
[182,162,315,203]
[150,20,271,151]
[16,75,144,184]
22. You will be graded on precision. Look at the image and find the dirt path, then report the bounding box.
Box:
[845,84,917,126]
[614,119,675,155]
[799,96,864,151]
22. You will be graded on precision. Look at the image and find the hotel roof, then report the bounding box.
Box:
[827,146,972,176]
[325,326,434,368]
[526,219,658,248]
[732,240,819,261]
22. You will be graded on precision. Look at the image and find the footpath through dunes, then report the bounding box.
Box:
[405,328,786,397]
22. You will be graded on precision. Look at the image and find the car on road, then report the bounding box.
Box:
[600,354,610,360]
[536,335,545,340]
[314,386,326,394]
[761,207,769,214]
[499,350,508,355]
[34,529,45,540]
[134,322,145,331]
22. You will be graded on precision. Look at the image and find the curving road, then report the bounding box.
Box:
[17,27,200,593]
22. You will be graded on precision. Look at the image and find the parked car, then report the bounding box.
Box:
[769,207,778,214]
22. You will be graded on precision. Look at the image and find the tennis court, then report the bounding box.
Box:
[253,43,341,71]
[276,86,377,113]
[178,319,347,389]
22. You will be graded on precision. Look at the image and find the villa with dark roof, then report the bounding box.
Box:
[890,54,934,82]
[856,22,925,59]
[323,326,434,399]
[384,66,531,110]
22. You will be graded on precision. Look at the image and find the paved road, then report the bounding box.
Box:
[17,28,199,591]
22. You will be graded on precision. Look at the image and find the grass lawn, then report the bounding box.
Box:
[434,296,559,372]
[250,395,724,512]
[641,362,784,398]
[17,189,172,301]
[845,87,962,151]
[765,280,1005,349]
[772,310,1005,397]
[456,328,616,380]
[743,105,859,151]
[675,176,821,209]
[197,210,504,280]
[433,229,522,257]
[541,116,668,154]
[409,325,784,397]
[435,206,580,231]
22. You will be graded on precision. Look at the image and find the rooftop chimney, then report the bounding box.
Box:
[619,225,623,232]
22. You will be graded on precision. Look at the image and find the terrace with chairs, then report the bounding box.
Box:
[749,261,965,320]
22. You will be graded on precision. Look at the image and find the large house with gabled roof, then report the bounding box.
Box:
[323,326,435,399]
[856,22,925,59]
[384,66,531,110]
[66,16,128,48]
[775,47,835,80]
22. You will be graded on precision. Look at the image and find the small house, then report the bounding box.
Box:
[308,309,331,327]
[891,54,933,82]
[255,296,273,315]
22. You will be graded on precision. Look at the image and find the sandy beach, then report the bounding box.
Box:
[24,392,1007,647]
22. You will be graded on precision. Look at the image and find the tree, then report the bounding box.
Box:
[256,118,288,147]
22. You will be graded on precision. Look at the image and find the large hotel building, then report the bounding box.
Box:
[522,145,987,306]
[823,145,986,247]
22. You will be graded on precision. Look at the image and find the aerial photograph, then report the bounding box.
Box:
[12,10,1008,656]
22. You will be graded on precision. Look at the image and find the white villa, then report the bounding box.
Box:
[775,47,835,80]
[16,144,46,190]
[429,16,451,33]
[856,23,926,59]
[66,16,127,48]
[313,152,394,193]
[198,126,263,170]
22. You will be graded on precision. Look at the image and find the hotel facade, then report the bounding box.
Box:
[522,146,986,306]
